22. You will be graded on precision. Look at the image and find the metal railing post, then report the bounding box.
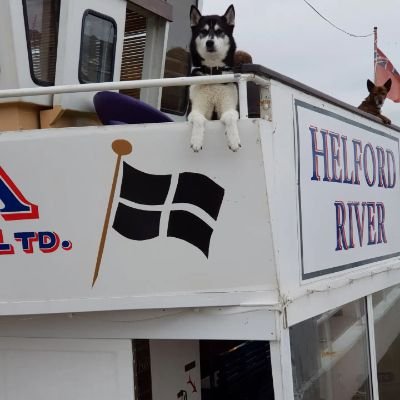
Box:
[237,75,249,119]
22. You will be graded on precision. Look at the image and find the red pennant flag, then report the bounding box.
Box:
[375,47,400,102]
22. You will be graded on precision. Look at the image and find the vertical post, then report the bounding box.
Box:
[270,312,295,400]
[140,16,169,108]
[92,139,133,287]
[238,75,249,119]
[374,27,378,84]
[366,295,380,400]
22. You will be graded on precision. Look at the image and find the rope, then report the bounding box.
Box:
[302,0,374,38]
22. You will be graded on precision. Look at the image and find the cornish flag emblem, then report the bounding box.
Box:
[92,139,224,286]
[113,162,224,256]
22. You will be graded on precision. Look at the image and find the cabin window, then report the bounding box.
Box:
[200,340,274,400]
[290,298,372,399]
[372,284,400,400]
[79,10,117,84]
[132,339,274,400]
[22,0,60,86]
[160,0,197,116]
[120,9,147,99]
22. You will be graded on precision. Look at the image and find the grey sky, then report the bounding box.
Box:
[202,0,400,123]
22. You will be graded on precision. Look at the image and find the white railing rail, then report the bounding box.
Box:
[0,73,270,119]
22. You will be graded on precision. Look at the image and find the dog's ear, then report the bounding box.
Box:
[384,78,392,92]
[223,4,235,26]
[190,6,202,27]
[367,79,375,93]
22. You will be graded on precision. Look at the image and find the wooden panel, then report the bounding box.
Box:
[120,9,147,99]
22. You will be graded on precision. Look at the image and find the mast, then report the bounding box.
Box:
[374,26,378,83]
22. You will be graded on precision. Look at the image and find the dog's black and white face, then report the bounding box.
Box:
[190,5,236,68]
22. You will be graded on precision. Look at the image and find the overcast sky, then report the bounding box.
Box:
[202,0,400,123]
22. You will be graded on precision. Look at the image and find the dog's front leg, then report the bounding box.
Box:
[380,114,391,124]
[188,85,213,152]
[188,110,207,152]
[221,110,241,152]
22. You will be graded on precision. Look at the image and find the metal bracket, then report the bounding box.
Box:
[260,84,272,121]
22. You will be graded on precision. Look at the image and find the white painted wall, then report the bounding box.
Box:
[0,337,134,400]
[261,80,400,326]
[0,120,277,315]
[0,307,277,341]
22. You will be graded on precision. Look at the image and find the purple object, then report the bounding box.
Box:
[93,91,173,125]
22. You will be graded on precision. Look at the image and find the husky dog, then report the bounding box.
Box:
[358,79,392,124]
[188,5,240,152]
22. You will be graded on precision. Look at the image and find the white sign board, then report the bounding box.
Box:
[0,121,276,314]
[296,100,400,279]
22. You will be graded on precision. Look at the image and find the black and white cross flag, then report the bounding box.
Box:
[112,162,224,257]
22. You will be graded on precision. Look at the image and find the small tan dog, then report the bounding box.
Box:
[234,50,253,66]
[358,79,392,124]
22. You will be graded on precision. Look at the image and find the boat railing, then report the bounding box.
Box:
[0,73,271,120]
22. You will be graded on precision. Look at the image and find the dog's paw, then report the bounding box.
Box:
[190,135,204,152]
[227,135,241,152]
[228,142,241,152]
[383,117,391,125]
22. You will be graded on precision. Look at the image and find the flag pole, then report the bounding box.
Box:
[92,139,133,287]
[374,26,378,84]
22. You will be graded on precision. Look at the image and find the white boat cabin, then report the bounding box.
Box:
[0,1,400,400]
